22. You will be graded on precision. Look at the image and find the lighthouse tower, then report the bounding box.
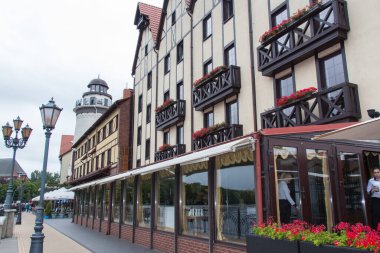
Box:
[73,78,112,143]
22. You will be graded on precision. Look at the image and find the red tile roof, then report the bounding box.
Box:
[137,2,162,45]
[59,135,73,157]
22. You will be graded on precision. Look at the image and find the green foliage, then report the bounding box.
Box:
[45,201,52,216]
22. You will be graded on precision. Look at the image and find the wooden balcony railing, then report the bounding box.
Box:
[193,65,241,111]
[155,100,186,130]
[192,124,243,150]
[154,144,186,162]
[257,0,350,76]
[261,82,361,129]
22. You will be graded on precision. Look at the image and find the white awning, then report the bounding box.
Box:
[69,136,255,191]
[313,118,380,141]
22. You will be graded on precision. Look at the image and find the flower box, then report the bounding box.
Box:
[299,241,367,253]
[193,65,228,88]
[246,234,299,253]
[192,122,226,140]
[155,99,175,112]
[276,87,317,107]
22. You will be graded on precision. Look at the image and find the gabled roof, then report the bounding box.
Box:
[132,2,162,75]
[0,158,26,177]
[59,135,74,157]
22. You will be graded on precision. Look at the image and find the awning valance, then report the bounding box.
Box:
[69,136,255,191]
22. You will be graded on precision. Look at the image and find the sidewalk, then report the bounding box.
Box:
[0,212,159,253]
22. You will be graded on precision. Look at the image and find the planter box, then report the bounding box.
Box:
[246,234,299,253]
[299,241,367,253]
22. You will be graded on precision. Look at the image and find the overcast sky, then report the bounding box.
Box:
[0,0,161,177]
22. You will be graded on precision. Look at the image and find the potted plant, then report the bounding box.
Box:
[44,201,52,219]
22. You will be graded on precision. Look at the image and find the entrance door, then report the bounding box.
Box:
[270,141,334,227]
[336,146,368,225]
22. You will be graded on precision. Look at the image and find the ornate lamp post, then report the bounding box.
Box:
[30,98,62,253]
[2,117,32,210]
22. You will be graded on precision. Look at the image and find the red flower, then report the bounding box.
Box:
[158,144,171,152]
[156,99,174,112]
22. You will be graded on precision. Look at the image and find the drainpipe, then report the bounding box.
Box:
[253,132,263,224]
[247,0,258,131]
[187,9,194,148]
[154,48,159,153]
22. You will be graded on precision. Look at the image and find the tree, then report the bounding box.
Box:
[30,170,60,187]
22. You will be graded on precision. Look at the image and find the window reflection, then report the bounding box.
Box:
[112,180,122,223]
[96,186,103,219]
[181,162,209,237]
[89,187,95,218]
[103,184,111,221]
[123,177,135,225]
[215,149,255,244]
[156,168,175,231]
[137,174,152,227]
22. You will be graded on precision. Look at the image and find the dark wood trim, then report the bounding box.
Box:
[132,176,138,243]
[150,173,156,249]
[208,158,215,251]
[174,165,180,253]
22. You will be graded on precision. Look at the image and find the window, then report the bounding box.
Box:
[164,90,170,102]
[137,127,142,145]
[146,104,151,124]
[145,139,150,160]
[320,52,346,90]
[108,120,113,134]
[224,44,236,66]
[180,162,209,237]
[107,149,111,165]
[112,180,122,223]
[204,111,214,128]
[123,177,135,225]
[164,54,171,74]
[203,15,212,40]
[177,82,184,100]
[156,168,175,231]
[163,131,170,145]
[177,41,183,63]
[89,187,95,218]
[147,72,152,90]
[215,149,255,242]
[276,74,294,99]
[204,60,213,75]
[145,45,148,56]
[177,125,184,144]
[96,156,99,170]
[114,116,118,131]
[138,95,143,113]
[172,11,176,26]
[102,126,107,139]
[223,0,234,22]
[101,152,105,168]
[226,101,238,125]
[271,4,289,54]
[136,159,141,168]
[96,185,103,219]
[103,184,111,221]
[97,131,101,143]
[137,174,152,227]
[90,97,95,105]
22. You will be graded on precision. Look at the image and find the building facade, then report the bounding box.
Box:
[59,135,73,184]
[70,0,380,252]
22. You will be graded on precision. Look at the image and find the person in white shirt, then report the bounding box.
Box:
[367,167,380,229]
[278,173,296,224]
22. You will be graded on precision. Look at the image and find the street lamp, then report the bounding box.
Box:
[2,117,32,210]
[30,98,62,253]
[16,172,27,225]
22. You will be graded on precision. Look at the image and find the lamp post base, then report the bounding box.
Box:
[4,209,16,238]
[16,210,22,225]
[30,233,45,253]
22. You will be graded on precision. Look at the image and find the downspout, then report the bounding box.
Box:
[253,132,263,224]
[248,0,258,131]
[187,9,194,146]
[154,48,159,154]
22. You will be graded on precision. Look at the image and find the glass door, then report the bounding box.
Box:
[336,148,367,225]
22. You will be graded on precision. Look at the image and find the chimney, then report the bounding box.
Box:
[123,89,134,99]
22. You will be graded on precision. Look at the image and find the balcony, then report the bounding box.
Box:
[257,0,350,76]
[155,100,186,130]
[192,124,243,150]
[154,144,186,162]
[193,65,241,111]
[261,82,361,129]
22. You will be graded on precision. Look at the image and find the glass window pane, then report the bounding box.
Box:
[323,53,345,89]
[112,180,122,223]
[89,187,95,218]
[306,149,333,228]
[137,174,152,227]
[227,102,238,125]
[157,168,175,231]
[103,184,111,221]
[181,162,209,237]
[215,149,255,244]
[96,186,103,219]
[123,177,135,225]
[274,146,301,224]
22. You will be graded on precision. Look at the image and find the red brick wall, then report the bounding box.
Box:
[93,218,100,231]
[134,227,151,249]
[177,236,209,253]
[153,231,175,253]
[213,243,246,253]
[120,224,133,242]
[101,220,108,234]
[110,222,119,237]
